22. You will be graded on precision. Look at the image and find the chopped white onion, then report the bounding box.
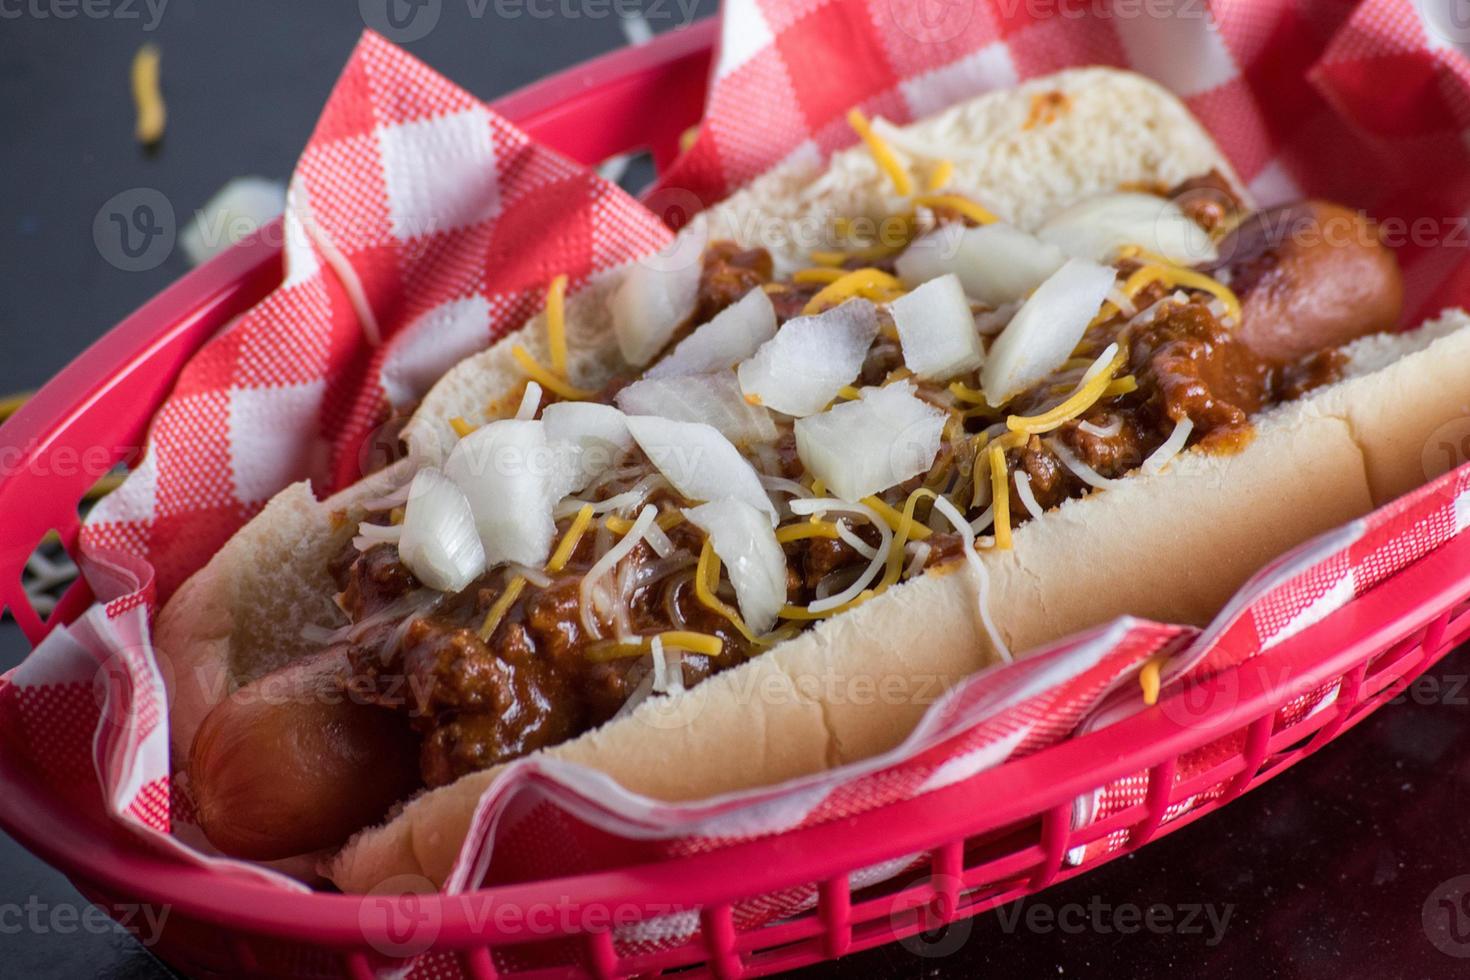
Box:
[969,503,994,535]
[980,258,1115,407]
[650,635,684,695]
[903,542,932,580]
[555,473,668,519]
[645,287,778,379]
[353,521,402,552]
[611,251,704,367]
[793,381,946,502]
[758,474,812,499]
[1047,437,1126,491]
[1039,192,1217,266]
[683,497,786,634]
[896,224,1066,307]
[542,402,633,492]
[787,499,891,614]
[928,494,1010,664]
[1106,285,1136,318]
[834,520,878,560]
[579,504,657,638]
[625,415,778,522]
[1142,417,1195,475]
[616,372,777,448]
[616,668,657,717]
[307,589,441,647]
[643,519,675,559]
[736,299,880,417]
[1013,470,1044,520]
[888,274,985,381]
[396,467,487,593]
[181,176,287,266]
[508,563,554,588]
[515,382,543,421]
[444,419,560,568]
[974,301,1021,337]
[356,480,414,513]
[1076,417,1123,439]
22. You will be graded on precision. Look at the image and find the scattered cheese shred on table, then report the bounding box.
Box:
[131,44,165,146]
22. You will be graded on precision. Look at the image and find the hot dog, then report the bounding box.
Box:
[154,68,1470,889]
[188,647,419,860]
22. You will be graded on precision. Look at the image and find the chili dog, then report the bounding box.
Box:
[152,68,1470,891]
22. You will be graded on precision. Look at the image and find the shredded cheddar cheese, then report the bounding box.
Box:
[1139,654,1167,705]
[449,416,476,438]
[604,511,684,534]
[862,495,933,542]
[511,345,595,400]
[911,194,999,226]
[927,159,955,192]
[478,575,526,641]
[775,521,842,543]
[1103,375,1138,398]
[880,488,936,591]
[801,268,906,315]
[947,381,993,407]
[546,504,594,573]
[587,630,724,662]
[836,385,863,401]
[847,108,913,197]
[131,44,165,145]
[694,538,761,644]
[793,267,849,284]
[1006,347,1127,435]
[779,590,878,620]
[1123,264,1242,324]
[545,273,569,377]
[988,443,1012,550]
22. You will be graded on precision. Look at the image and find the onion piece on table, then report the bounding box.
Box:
[397,467,487,592]
[980,258,1115,407]
[645,287,778,379]
[896,223,1066,307]
[617,371,777,448]
[625,415,777,523]
[444,419,561,567]
[794,381,947,502]
[1039,192,1217,266]
[888,273,984,381]
[737,299,880,417]
[683,497,786,634]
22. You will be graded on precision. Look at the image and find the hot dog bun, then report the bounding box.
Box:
[323,309,1470,892]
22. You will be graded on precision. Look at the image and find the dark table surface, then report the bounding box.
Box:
[3,5,1469,978]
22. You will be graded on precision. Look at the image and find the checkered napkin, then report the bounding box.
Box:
[4,0,1470,970]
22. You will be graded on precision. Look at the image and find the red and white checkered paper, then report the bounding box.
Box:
[4,0,1470,970]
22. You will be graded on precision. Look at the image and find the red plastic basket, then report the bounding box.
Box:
[3,20,1470,978]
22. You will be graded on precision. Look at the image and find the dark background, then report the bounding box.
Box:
[3,3,1470,977]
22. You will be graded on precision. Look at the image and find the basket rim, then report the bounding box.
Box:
[0,13,1467,956]
[1,528,1464,947]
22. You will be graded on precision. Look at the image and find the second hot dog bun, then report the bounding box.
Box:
[402,66,1244,462]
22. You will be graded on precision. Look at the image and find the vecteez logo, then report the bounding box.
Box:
[360,0,443,42]
[1422,417,1470,482]
[885,0,974,44]
[93,188,175,272]
[358,875,443,957]
[1424,874,1470,958]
